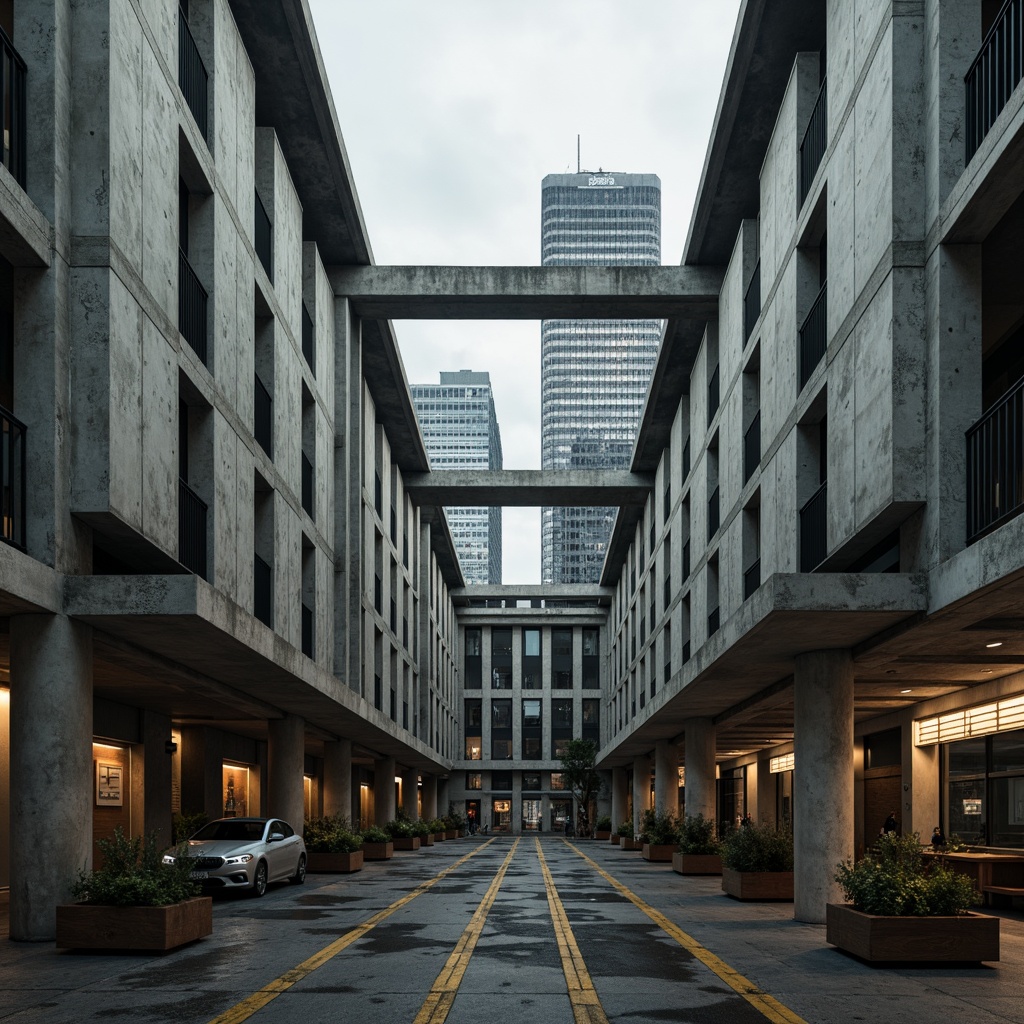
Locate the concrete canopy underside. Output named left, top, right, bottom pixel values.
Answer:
left=404, top=470, right=653, bottom=508
left=59, top=576, right=448, bottom=772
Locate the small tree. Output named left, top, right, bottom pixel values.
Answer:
left=559, top=738, right=602, bottom=837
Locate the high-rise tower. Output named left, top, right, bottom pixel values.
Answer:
left=540, top=171, right=662, bottom=584
left=411, top=370, right=503, bottom=584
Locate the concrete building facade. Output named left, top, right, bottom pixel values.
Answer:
left=411, top=370, right=503, bottom=585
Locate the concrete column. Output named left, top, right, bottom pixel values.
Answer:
left=907, top=734, right=939, bottom=841
left=611, top=767, right=628, bottom=829
left=654, top=740, right=678, bottom=816
left=421, top=774, right=438, bottom=821
left=10, top=615, right=93, bottom=941
left=399, top=767, right=419, bottom=820
left=756, top=755, right=776, bottom=827
left=267, top=714, right=305, bottom=830
left=632, top=754, right=651, bottom=833
left=323, top=738, right=352, bottom=821
left=142, top=710, right=173, bottom=844
left=374, top=756, right=397, bottom=825
left=794, top=650, right=854, bottom=924
left=437, top=775, right=450, bottom=818
left=682, top=718, right=716, bottom=822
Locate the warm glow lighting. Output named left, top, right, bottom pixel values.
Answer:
left=92, top=742, right=124, bottom=753
left=900, top=689, right=912, bottom=694
left=916, top=694, right=1024, bottom=745
left=0, top=687, right=9, bottom=705
left=986, top=641, right=1003, bottom=648
left=769, top=753, right=795, bottom=774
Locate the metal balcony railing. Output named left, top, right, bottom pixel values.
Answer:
left=1, top=404, right=26, bottom=550
left=0, top=27, right=26, bottom=187
left=254, top=552, right=272, bottom=627
left=708, top=485, right=720, bottom=540
left=744, top=558, right=761, bottom=600
left=799, top=481, right=828, bottom=572
left=966, top=0, right=1024, bottom=162
left=967, top=375, right=1024, bottom=543
left=302, top=304, right=315, bottom=375
left=178, top=249, right=208, bottom=365
left=254, top=373, right=272, bottom=457
left=178, top=7, right=208, bottom=140
left=301, top=601, right=314, bottom=659
left=799, top=281, right=828, bottom=390
left=799, top=76, right=827, bottom=206
left=744, top=260, right=761, bottom=345
left=744, top=411, right=761, bottom=484
left=301, top=451, right=314, bottom=518
left=254, top=190, right=273, bottom=282
left=178, top=478, right=207, bottom=578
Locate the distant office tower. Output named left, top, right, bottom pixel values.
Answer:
left=411, top=370, right=503, bottom=584
left=541, top=171, right=662, bottom=584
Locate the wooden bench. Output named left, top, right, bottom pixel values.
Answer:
left=982, top=885, right=1024, bottom=904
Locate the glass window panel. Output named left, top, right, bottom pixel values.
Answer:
left=947, top=777, right=985, bottom=842
left=992, top=729, right=1024, bottom=773
left=466, top=772, right=482, bottom=790
left=523, top=773, right=541, bottom=791
left=524, top=629, right=540, bottom=657
left=948, top=737, right=986, bottom=779
left=491, top=738, right=512, bottom=760
left=523, top=737, right=542, bottom=758
left=492, top=700, right=512, bottom=729
left=990, top=775, right=1024, bottom=848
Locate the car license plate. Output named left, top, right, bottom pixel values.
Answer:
left=190, top=870, right=208, bottom=880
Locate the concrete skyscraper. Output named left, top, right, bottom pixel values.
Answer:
left=540, top=171, right=662, bottom=583
left=412, top=370, right=503, bottom=584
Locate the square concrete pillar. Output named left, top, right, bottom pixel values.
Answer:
left=421, top=774, right=438, bottom=821
left=611, top=767, right=628, bottom=830
left=268, top=714, right=305, bottom=830
left=374, top=756, right=397, bottom=825
left=682, top=718, right=716, bottom=823
left=654, top=740, right=679, bottom=816
left=399, top=767, right=418, bottom=820
left=323, top=738, right=352, bottom=821
left=632, top=754, right=651, bottom=834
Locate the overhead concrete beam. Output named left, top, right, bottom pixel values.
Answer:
left=329, top=265, right=724, bottom=320
left=404, top=470, right=653, bottom=507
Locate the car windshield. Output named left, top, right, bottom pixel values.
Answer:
left=191, top=821, right=265, bottom=842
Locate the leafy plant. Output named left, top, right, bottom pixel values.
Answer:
left=303, top=816, right=363, bottom=854
left=428, top=818, right=447, bottom=834
left=639, top=809, right=678, bottom=845
left=410, top=820, right=432, bottom=839
left=677, top=814, right=721, bottom=855
left=834, top=832, right=979, bottom=916
left=617, top=820, right=634, bottom=839
left=171, top=810, right=208, bottom=845
left=385, top=818, right=414, bottom=839
left=72, top=828, right=199, bottom=907
left=445, top=804, right=466, bottom=830
left=596, top=815, right=613, bottom=832
left=558, top=739, right=603, bottom=836
left=360, top=826, right=391, bottom=844
left=947, top=833, right=970, bottom=853
left=721, top=822, right=793, bottom=872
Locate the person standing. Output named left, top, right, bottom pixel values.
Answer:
left=883, top=810, right=898, bottom=835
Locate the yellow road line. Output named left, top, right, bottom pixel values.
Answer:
left=205, top=838, right=497, bottom=1024
left=565, top=840, right=809, bottom=1024
left=536, top=838, right=611, bottom=1024
left=413, top=838, right=520, bottom=1024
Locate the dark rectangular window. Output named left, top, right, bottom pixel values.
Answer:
left=491, top=628, right=512, bottom=688
left=465, top=627, right=482, bottom=688
left=522, top=628, right=541, bottom=688
left=582, top=628, right=600, bottom=688
left=552, top=628, right=573, bottom=688
left=464, top=698, right=482, bottom=760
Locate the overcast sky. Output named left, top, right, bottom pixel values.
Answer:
left=306, top=0, right=742, bottom=584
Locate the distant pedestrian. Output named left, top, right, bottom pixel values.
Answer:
left=741, top=813, right=753, bottom=828
left=467, top=808, right=476, bottom=834
left=931, top=826, right=946, bottom=849
left=883, top=810, right=898, bottom=835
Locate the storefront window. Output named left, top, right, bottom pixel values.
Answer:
left=466, top=772, right=482, bottom=790
left=492, top=798, right=512, bottom=832
left=223, top=763, right=249, bottom=818
left=550, top=798, right=572, bottom=832
left=522, top=798, right=542, bottom=831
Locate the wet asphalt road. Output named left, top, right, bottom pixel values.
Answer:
left=3, top=837, right=1024, bottom=1024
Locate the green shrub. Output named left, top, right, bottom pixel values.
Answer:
left=834, top=832, right=978, bottom=916
left=428, top=818, right=447, bottom=833
left=385, top=818, right=414, bottom=839
left=596, top=815, right=612, bottom=832
left=360, top=826, right=391, bottom=844
left=303, top=816, right=362, bottom=854
left=72, top=828, right=199, bottom=907
left=677, top=814, right=721, bottom=855
left=721, top=822, right=793, bottom=872
left=410, top=820, right=432, bottom=838
left=639, top=809, right=678, bottom=845
left=171, top=810, right=208, bottom=845
left=445, top=804, right=466, bottom=830
left=617, top=820, right=634, bottom=838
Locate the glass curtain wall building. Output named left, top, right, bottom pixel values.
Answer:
left=540, top=172, right=662, bottom=583
left=411, top=370, right=503, bottom=584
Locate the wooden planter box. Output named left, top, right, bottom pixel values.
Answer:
left=672, top=852, right=722, bottom=875
left=433, top=832, right=446, bottom=842
left=422, top=834, right=435, bottom=847
left=642, top=843, right=676, bottom=862
left=445, top=830, right=458, bottom=840
left=721, top=868, right=793, bottom=900
left=362, top=841, right=394, bottom=861
left=56, top=897, right=213, bottom=951
left=826, top=903, right=1000, bottom=963
left=392, top=836, right=421, bottom=851
left=306, top=850, right=364, bottom=873
left=594, top=830, right=611, bottom=841
left=620, top=837, right=642, bottom=851
left=610, top=834, right=621, bottom=845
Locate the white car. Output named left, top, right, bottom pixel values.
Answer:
left=165, top=817, right=307, bottom=897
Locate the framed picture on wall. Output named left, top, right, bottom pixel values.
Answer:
left=96, top=761, right=123, bottom=807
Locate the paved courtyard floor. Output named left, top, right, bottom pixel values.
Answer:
left=1, top=836, right=1023, bottom=1024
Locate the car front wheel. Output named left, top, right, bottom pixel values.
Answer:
left=251, top=861, right=268, bottom=898
left=291, top=854, right=306, bottom=885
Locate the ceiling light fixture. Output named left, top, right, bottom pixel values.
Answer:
left=900, top=689, right=912, bottom=694
left=982, top=669, right=993, bottom=674
left=986, top=641, right=1003, bottom=648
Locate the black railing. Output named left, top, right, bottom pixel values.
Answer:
left=301, top=451, right=314, bottom=517
left=178, top=249, right=208, bottom=364
left=799, top=481, right=828, bottom=572
left=254, top=552, right=272, bottom=627
left=966, top=375, right=1024, bottom=543
left=744, top=259, right=761, bottom=345
left=799, top=76, right=827, bottom=206
left=178, top=478, right=207, bottom=578
left=254, top=190, right=273, bottom=281
left=708, top=485, right=720, bottom=539
left=966, top=0, right=1024, bottom=162
left=708, top=607, right=720, bottom=637
left=178, top=8, right=208, bottom=140
left=1, top=404, right=26, bottom=550
left=301, top=602, right=314, bottom=659
left=708, top=365, right=720, bottom=422
left=0, top=27, right=26, bottom=187
left=302, top=304, right=315, bottom=375
left=744, top=411, right=761, bottom=484
left=799, top=281, right=828, bottom=389
left=254, top=373, right=272, bottom=457
left=744, top=558, right=761, bottom=600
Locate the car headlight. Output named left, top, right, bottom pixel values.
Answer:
left=224, top=854, right=254, bottom=865
left=162, top=854, right=176, bottom=865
